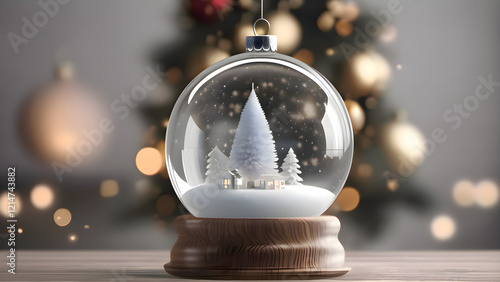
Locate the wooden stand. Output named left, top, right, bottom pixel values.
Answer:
left=164, top=215, right=349, bottom=280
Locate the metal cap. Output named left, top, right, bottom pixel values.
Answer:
left=246, top=35, right=277, bottom=52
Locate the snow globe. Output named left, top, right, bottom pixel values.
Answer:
left=164, top=20, right=353, bottom=279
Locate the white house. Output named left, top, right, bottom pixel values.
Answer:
left=260, top=174, right=286, bottom=190
left=220, top=170, right=285, bottom=190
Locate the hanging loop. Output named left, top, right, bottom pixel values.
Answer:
left=253, top=18, right=270, bottom=36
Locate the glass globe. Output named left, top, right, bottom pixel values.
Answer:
left=165, top=36, right=353, bottom=218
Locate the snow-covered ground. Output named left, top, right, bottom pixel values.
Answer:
left=181, top=184, right=336, bottom=218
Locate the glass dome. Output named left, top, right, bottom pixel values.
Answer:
left=166, top=39, right=353, bottom=218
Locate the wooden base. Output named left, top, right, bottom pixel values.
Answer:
left=164, top=215, right=349, bottom=280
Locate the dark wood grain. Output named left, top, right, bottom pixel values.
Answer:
left=164, top=215, right=348, bottom=279
left=1, top=251, right=499, bottom=281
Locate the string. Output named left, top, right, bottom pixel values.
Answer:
left=261, top=0, right=264, bottom=19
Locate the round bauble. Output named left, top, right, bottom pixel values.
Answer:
left=268, top=11, right=302, bottom=54
left=340, top=51, right=391, bottom=98
left=20, top=64, right=105, bottom=163
left=380, top=119, right=425, bottom=176
left=344, top=99, right=365, bottom=134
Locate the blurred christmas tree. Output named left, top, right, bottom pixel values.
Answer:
left=134, top=0, right=429, bottom=240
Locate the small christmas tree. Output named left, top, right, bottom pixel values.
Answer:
left=205, top=146, right=229, bottom=183
left=281, top=148, right=303, bottom=185
left=228, top=84, right=278, bottom=179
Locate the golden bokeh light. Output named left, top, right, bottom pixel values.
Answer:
left=53, top=208, right=72, bottom=227
left=100, top=179, right=119, bottom=198
left=387, top=179, right=399, bottom=192
left=18, top=228, right=23, bottom=234
left=69, top=234, right=77, bottom=242
left=431, top=215, right=456, bottom=241
left=84, top=225, right=90, bottom=229
left=317, top=11, right=335, bottom=32
left=325, top=48, right=335, bottom=56
left=31, top=184, right=54, bottom=210
left=452, top=180, right=475, bottom=207
left=334, top=187, right=360, bottom=212
left=335, top=19, right=353, bottom=37
left=268, top=11, right=302, bottom=54
left=0, top=192, right=22, bottom=218
left=475, top=180, right=499, bottom=208
left=156, top=195, right=177, bottom=217
left=293, top=49, right=314, bottom=65
left=136, top=147, right=163, bottom=176
left=357, top=163, right=373, bottom=178
left=344, top=100, right=365, bottom=133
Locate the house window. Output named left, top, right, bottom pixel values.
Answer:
left=268, top=181, right=273, bottom=186
left=223, top=179, right=230, bottom=189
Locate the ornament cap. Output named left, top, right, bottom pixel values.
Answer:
left=246, top=35, right=277, bottom=52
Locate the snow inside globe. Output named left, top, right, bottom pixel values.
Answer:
left=165, top=35, right=353, bottom=218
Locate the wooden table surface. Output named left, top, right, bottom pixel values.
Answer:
left=2, top=250, right=499, bottom=281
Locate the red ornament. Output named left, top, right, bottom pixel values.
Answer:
left=190, top=0, right=232, bottom=24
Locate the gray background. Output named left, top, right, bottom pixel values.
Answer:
left=0, top=0, right=498, bottom=250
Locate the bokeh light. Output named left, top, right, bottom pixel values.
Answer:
left=84, top=225, right=90, bottom=229
left=357, top=163, right=373, bottom=179
left=475, top=180, right=499, bottom=208
left=317, top=11, right=335, bottom=32
left=135, top=147, right=163, bottom=176
left=431, top=215, right=456, bottom=241
left=54, top=208, right=72, bottom=227
left=335, top=19, right=353, bottom=37
left=268, top=11, right=302, bottom=54
left=452, top=180, right=475, bottom=207
left=100, top=179, right=119, bottom=198
left=387, top=179, right=399, bottom=192
left=293, top=49, right=314, bottom=65
left=334, top=187, right=360, bottom=212
left=18, top=228, right=23, bottom=234
left=31, top=184, right=54, bottom=209
left=69, top=234, right=78, bottom=242
left=0, top=192, right=22, bottom=217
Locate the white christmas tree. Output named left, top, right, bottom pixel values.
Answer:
left=229, top=83, right=278, bottom=180
left=205, top=146, right=229, bottom=183
left=280, top=148, right=303, bottom=185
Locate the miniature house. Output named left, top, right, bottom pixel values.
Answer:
left=228, top=170, right=243, bottom=189
left=218, top=171, right=233, bottom=189
left=260, top=174, right=286, bottom=190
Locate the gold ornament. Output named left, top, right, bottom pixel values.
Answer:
left=20, top=62, right=105, bottom=163
left=344, top=99, right=365, bottom=134
left=340, top=51, right=391, bottom=98
left=186, top=46, right=230, bottom=79
left=268, top=11, right=302, bottom=54
left=381, top=119, right=425, bottom=176
left=233, top=23, right=257, bottom=52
